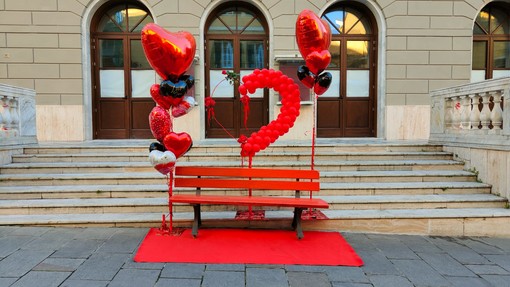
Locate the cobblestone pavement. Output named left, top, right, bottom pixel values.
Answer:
left=0, top=227, right=509, bottom=287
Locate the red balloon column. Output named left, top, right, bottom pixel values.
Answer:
left=238, top=69, right=301, bottom=161
left=142, top=23, right=197, bottom=234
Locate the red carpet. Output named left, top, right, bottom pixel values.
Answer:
left=134, top=228, right=363, bottom=266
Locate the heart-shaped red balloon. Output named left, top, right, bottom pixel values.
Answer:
left=150, top=84, right=183, bottom=110
left=149, top=150, right=176, bottom=175
left=295, top=10, right=331, bottom=60
left=305, top=50, right=331, bottom=75
left=149, top=106, right=173, bottom=142
left=142, top=23, right=196, bottom=82
left=163, top=132, right=192, bottom=159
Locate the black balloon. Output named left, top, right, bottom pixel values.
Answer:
left=297, top=65, right=315, bottom=89
left=149, top=142, right=167, bottom=152
left=160, top=79, right=188, bottom=98
left=314, top=72, right=332, bottom=95
left=179, top=74, right=195, bottom=89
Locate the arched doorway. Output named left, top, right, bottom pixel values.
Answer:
left=472, top=2, right=510, bottom=81
left=204, top=3, right=269, bottom=138
left=91, top=2, right=155, bottom=139
left=320, top=4, right=378, bottom=137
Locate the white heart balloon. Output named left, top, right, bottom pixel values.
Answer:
left=149, top=150, right=177, bottom=175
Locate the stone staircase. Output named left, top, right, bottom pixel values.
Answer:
left=0, top=141, right=509, bottom=237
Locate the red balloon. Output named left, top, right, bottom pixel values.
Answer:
left=238, top=69, right=301, bottom=158
left=150, top=84, right=183, bottom=110
left=305, top=50, right=331, bottom=75
left=142, top=23, right=196, bottom=82
left=163, top=132, right=192, bottom=159
left=149, top=106, right=173, bottom=142
left=295, top=10, right=331, bottom=60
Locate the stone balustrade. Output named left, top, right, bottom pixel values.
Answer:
left=0, top=84, right=37, bottom=146
left=430, top=77, right=510, bottom=147
left=430, top=78, right=510, bottom=200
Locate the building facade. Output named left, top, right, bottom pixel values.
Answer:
left=0, top=0, right=508, bottom=142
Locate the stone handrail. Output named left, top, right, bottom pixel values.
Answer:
left=0, top=84, right=37, bottom=146
left=430, top=77, right=510, bottom=149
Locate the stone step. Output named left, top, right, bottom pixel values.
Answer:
left=0, top=181, right=492, bottom=200
left=11, top=151, right=454, bottom=163
left=0, top=159, right=466, bottom=175
left=0, top=208, right=508, bottom=237
left=0, top=194, right=505, bottom=215
left=22, top=142, right=444, bottom=155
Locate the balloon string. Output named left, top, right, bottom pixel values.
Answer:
left=166, top=172, right=174, bottom=233
left=310, top=93, right=318, bottom=208
left=248, top=156, right=253, bottom=218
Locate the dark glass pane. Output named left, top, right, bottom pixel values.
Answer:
left=473, top=24, right=485, bottom=35
left=322, top=11, right=344, bottom=34
left=110, top=7, right=127, bottom=32
left=98, top=15, right=122, bottom=32
left=472, top=41, right=487, bottom=69
left=329, top=40, right=341, bottom=68
left=490, top=9, right=506, bottom=34
left=344, top=11, right=361, bottom=34
left=130, top=40, right=150, bottom=69
left=128, top=8, right=153, bottom=32
left=240, top=40, right=264, bottom=69
left=243, top=18, right=265, bottom=34
left=476, top=11, right=489, bottom=34
left=493, top=41, right=510, bottom=68
left=208, top=18, right=231, bottom=34
left=210, top=40, right=233, bottom=69
left=347, top=41, right=369, bottom=69
left=99, top=39, right=124, bottom=68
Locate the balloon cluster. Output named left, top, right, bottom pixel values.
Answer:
left=238, top=69, right=301, bottom=158
left=142, top=23, right=196, bottom=174
left=295, top=10, right=333, bottom=95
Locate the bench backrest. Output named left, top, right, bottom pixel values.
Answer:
left=174, top=166, right=320, bottom=192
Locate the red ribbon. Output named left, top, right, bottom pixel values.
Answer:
left=240, top=95, right=250, bottom=129
left=205, top=96, right=216, bottom=122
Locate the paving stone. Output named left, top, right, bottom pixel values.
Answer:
left=465, top=264, right=510, bottom=275
left=331, top=283, right=373, bottom=287
left=417, top=252, right=477, bottom=277
left=284, top=265, right=325, bottom=272
left=0, top=250, right=54, bottom=277
left=246, top=267, right=288, bottom=287
left=358, top=250, right=401, bottom=275
left=202, top=270, right=245, bottom=287
left=20, top=229, right=79, bottom=251
left=324, top=266, right=370, bottom=283
left=367, top=236, right=419, bottom=260
left=207, top=264, right=246, bottom=271
left=454, top=238, right=505, bottom=254
left=0, top=226, right=20, bottom=237
left=480, top=275, right=510, bottom=287
left=391, top=259, right=451, bottom=287
left=368, top=274, right=413, bottom=287
left=399, top=235, right=443, bottom=253
left=249, top=264, right=285, bottom=269
left=10, top=271, right=71, bottom=287
left=479, top=237, right=510, bottom=253
left=484, top=254, right=510, bottom=272
left=108, top=268, right=160, bottom=287
left=428, top=237, right=491, bottom=265
left=445, top=276, right=492, bottom=287
left=77, top=228, right=118, bottom=240
left=96, top=229, right=145, bottom=253
left=342, top=233, right=376, bottom=251
left=70, top=252, right=130, bottom=281
left=9, top=227, right=49, bottom=237
left=0, top=236, right=35, bottom=258
left=0, top=277, right=18, bottom=287
left=51, top=239, right=103, bottom=259
left=288, top=271, right=330, bottom=287
left=59, top=279, right=109, bottom=287
left=122, top=260, right=165, bottom=270
left=33, top=258, right=85, bottom=272
left=154, top=278, right=202, bottom=287
left=160, top=263, right=205, bottom=279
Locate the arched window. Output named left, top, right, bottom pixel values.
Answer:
left=320, top=4, right=377, bottom=137
left=205, top=4, right=269, bottom=138
left=472, top=2, right=510, bottom=81
left=91, top=2, right=155, bottom=139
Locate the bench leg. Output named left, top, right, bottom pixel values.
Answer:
left=192, top=204, right=201, bottom=238
left=292, top=208, right=304, bottom=239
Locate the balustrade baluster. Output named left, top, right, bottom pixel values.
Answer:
left=451, top=96, right=461, bottom=130
left=469, top=93, right=481, bottom=131
left=445, top=97, right=453, bottom=130
left=490, top=91, right=503, bottom=133
left=480, top=92, right=491, bottom=131
left=460, top=95, right=471, bottom=130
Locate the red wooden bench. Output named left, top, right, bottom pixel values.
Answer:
left=172, top=166, right=329, bottom=239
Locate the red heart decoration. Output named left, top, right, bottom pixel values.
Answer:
left=142, top=23, right=196, bottom=82
left=149, top=106, right=173, bottom=142
left=163, top=132, right=192, bottom=159
left=150, top=84, right=183, bottom=110
left=305, top=50, right=331, bottom=75
left=149, top=150, right=176, bottom=175
left=295, top=10, right=331, bottom=60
